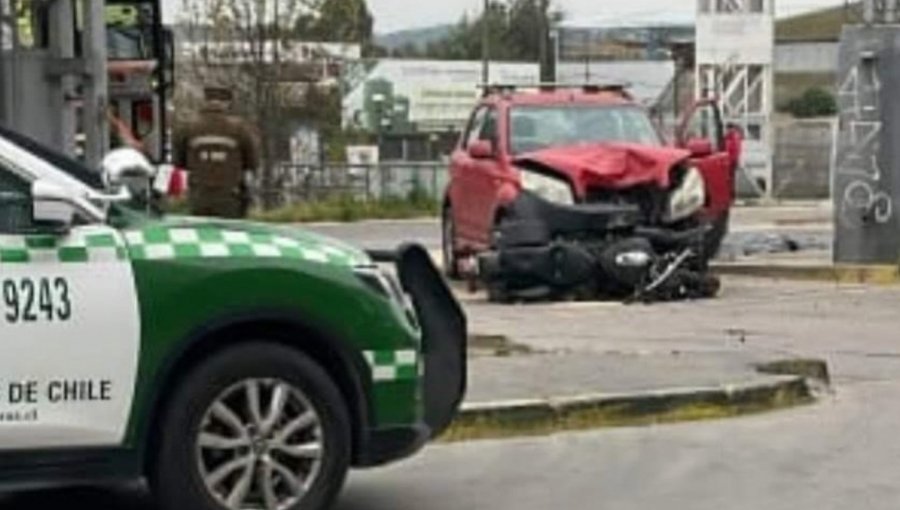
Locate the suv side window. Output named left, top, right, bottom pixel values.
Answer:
left=463, top=106, right=489, bottom=149
left=683, top=104, right=725, bottom=152
left=0, top=167, right=32, bottom=234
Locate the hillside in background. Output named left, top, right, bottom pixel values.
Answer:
left=776, top=2, right=861, bottom=41
left=375, top=24, right=455, bottom=51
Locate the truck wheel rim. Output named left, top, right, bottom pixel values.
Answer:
left=196, top=378, right=324, bottom=510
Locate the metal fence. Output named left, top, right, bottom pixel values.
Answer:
left=257, top=161, right=450, bottom=206
left=255, top=123, right=837, bottom=207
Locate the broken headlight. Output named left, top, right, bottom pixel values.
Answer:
left=665, top=167, right=706, bottom=223
left=518, top=168, right=575, bottom=206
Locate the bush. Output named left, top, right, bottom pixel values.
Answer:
left=785, top=88, right=837, bottom=118
left=250, top=194, right=440, bottom=223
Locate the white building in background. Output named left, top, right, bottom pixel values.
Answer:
left=696, top=0, right=775, bottom=197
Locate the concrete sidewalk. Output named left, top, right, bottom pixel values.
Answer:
left=719, top=202, right=833, bottom=260
left=729, top=201, right=832, bottom=229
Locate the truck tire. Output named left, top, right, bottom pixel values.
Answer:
left=485, top=216, right=514, bottom=304
left=151, top=342, right=351, bottom=510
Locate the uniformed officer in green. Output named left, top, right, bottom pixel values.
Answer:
left=174, top=87, right=259, bottom=218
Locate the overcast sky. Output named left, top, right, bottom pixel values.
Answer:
left=163, top=0, right=846, bottom=33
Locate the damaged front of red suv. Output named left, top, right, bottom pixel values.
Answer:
left=445, top=86, right=733, bottom=302
left=478, top=141, right=721, bottom=302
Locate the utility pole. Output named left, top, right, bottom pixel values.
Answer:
left=49, top=0, right=77, bottom=155
left=82, top=0, right=110, bottom=167
left=0, top=0, right=20, bottom=129
left=583, top=31, right=591, bottom=83
left=538, top=0, right=549, bottom=82
left=481, top=0, right=490, bottom=85
left=0, top=0, right=8, bottom=124
left=549, top=29, right=560, bottom=83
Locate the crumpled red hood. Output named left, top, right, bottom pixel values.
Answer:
left=515, top=143, right=691, bottom=191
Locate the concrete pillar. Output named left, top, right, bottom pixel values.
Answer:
left=81, top=0, right=109, bottom=167
left=48, top=0, right=78, bottom=155
left=0, top=0, right=19, bottom=129
left=1, top=0, right=109, bottom=166
left=834, top=26, right=900, bottom=263
left=0, top=0, right=8, bottom=124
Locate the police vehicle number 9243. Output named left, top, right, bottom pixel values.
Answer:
left=0, top=126, right=467, bottom=510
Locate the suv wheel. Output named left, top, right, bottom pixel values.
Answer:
left=486, top=217, right=513, bottom=304
left=442, top=206, right=461, bottom=280
left=152, top=343, right=351, bottom=510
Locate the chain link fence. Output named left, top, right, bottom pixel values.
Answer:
left=252, top=119, right=836, bottom=209
left=256, top=161, right=450, bottom=208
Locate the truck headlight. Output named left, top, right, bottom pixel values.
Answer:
left=519, top=169, right=575, bottom=206
left=665, top=167, right=706, bottom=223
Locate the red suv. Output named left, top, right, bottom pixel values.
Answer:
left=443, top=84, right=736, bottom=302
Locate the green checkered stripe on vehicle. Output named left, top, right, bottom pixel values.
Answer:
left=364, top=350, right=419, bottom=382
left=0, top=228, right=126, bottom=264
left=124, top=226, right=362, bottom=265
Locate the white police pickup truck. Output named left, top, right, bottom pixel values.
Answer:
left=0, top=126, right=466, bottom=510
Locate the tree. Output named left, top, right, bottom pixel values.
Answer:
left=412, top=0, right=561, bottom=64
left=310, top=0, right=374, bottom=52
left=393, top=41, right=423, bottom=58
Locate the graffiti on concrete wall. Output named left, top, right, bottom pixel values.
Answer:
left=836, top=61, right=892, bottom=228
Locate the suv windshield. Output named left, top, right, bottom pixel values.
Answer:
left=510, top=105, right=662, bottom=155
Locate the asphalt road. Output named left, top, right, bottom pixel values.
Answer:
left=338, top=380, right=900, bottom=510
left=3, top=379, right=897, bottom=510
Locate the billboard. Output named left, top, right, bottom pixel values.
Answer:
left=342, top=59, right=539, bottom=133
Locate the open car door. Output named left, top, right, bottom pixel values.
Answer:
left=676, top=99, right=734, bottom=219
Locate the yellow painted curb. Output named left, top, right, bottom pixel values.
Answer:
left=441, top=377, right=815, bottom=443
left=712, top=263, right=900, bottom=285
left=438, top=358, right=829, bottom=442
